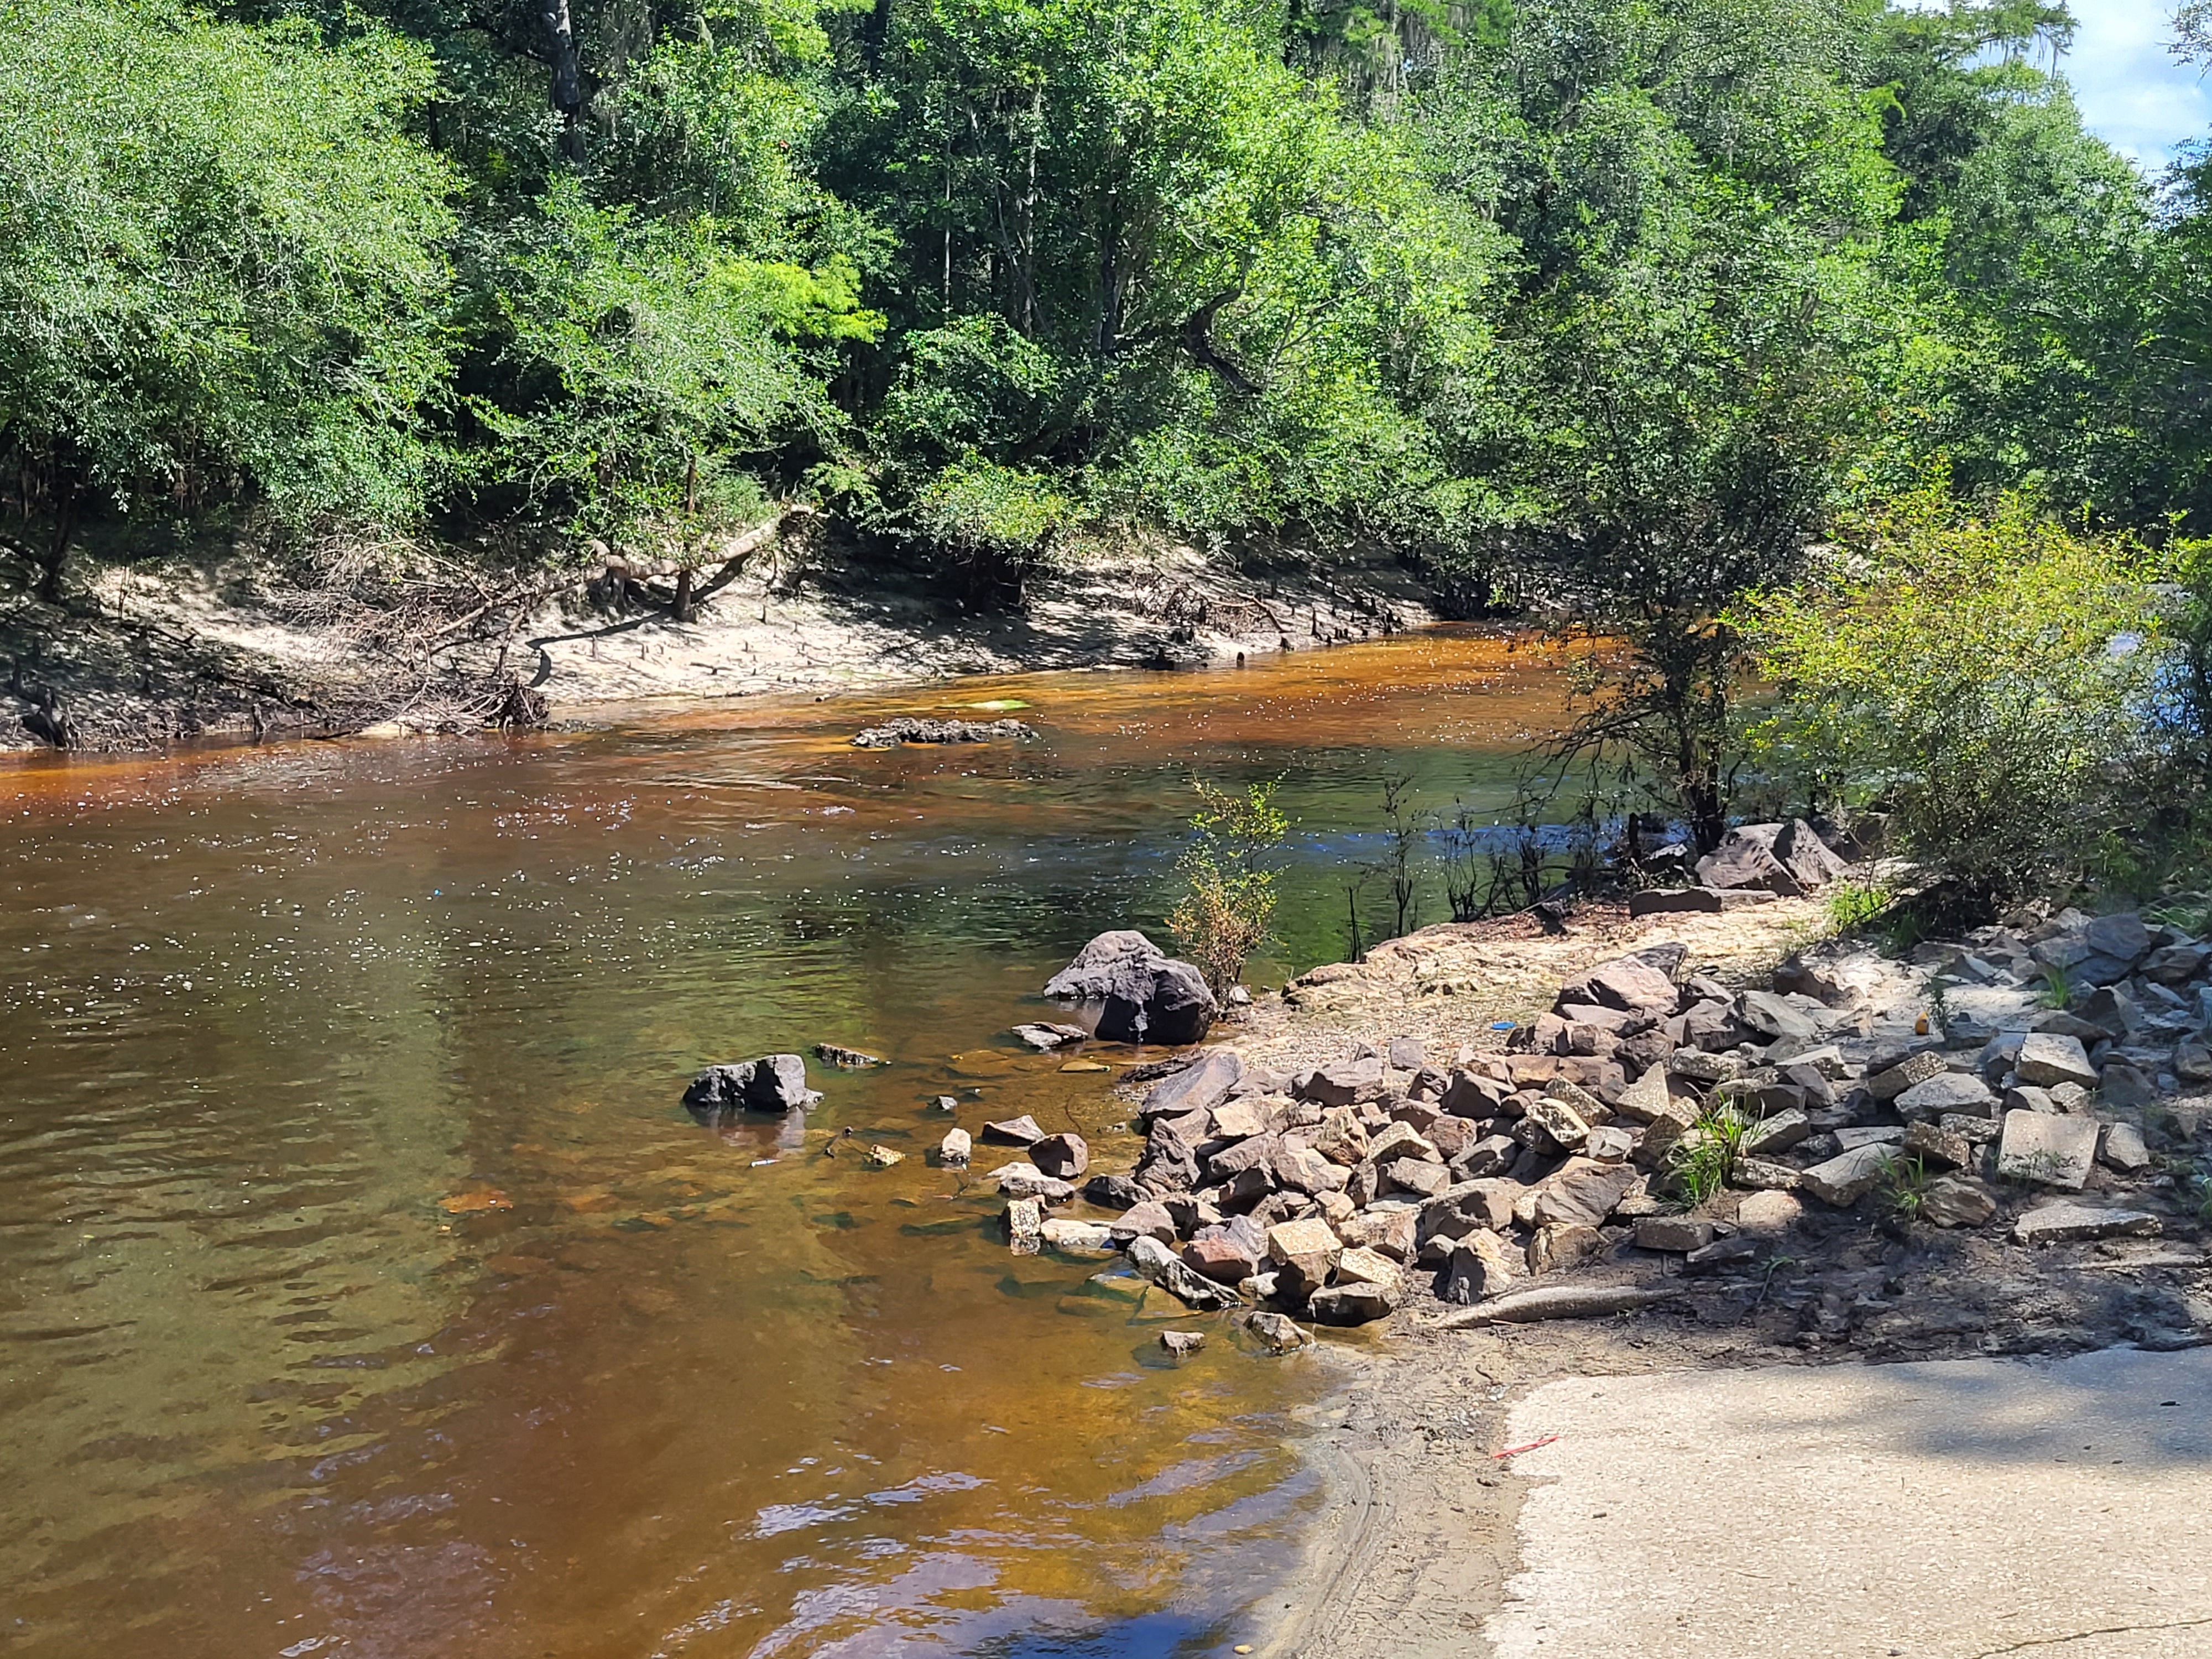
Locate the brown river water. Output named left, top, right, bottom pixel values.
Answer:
left=0, top=628, right=1572, bottom=1659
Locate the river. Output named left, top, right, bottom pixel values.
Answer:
left=0, top=628, right=1571, bottom=1659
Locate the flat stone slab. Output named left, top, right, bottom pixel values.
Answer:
left=1997, top=1108, right=2100, bottom=1190
left=2013, top=1203, right=2162, bottom=1246
left=1484, top=1348, right=2212, bottom=1659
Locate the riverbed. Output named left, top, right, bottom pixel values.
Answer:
left=0, top=628, right=1572, bottom=1658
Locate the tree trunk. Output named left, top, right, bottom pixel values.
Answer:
left=673, top=566, right=695, bottom=623
left=541, top=0, right=584, bottom=160
left=35, top=500, right=73, bottom=603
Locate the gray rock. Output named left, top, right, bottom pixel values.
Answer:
left=1920, top=1176, right=1997, bottom=1229
left=1421, top=1179, right=1517, bottom=1241
left=683, top=1054, right=822, bottom=1116
left=1895, top=1072, right=1996, bottom=1121
left=1736, top=989, right=1822, bottom=1042
left=938, top=1127, right=972, bottom=1166
left=1159, top=1329, right=1207, bottom=1357
left=1868, top=1049, right=1949, bottom=1103
left=1437, top=1228, right=1522, bottom=1303
left=1366, top=1121, right=1441, bottom=1164
left=1697, top=826, right=1801, bottom=895
left=1801, top=1144, right=1896, bottom=1207
left=2100, top=1120, right=2152, bottom=1173
left=1387, top=1035, right=1426, bottom=1071
left=1743, top=1108, right=1812, bottom=1156
left=2016, top=1032, right=2099, bottom=1089
left=1559, top=954, right=1681, bottom=1016
left=1140, top=1048, right=1245, bottom=1119
left=1044, top=929, right=1168, bottom=999
left=1005, top=1197, right=1044, bottom=1254
left=1735, top=1191, right=1803, bottom=1235
left=1670, top=1049, right=1746, bottom=1084
left=993, top=1162, right=1077, bottom=1202
left=1041, top=1218, right=1117, bottom=1252
left=1683, top=1233, right=1764, bottom=1273
left=816, top=1042, right=886, bottom=1068
left=2099, top=1062, right=2159, bottom=1109
left=1293, top=1053, right=1388, bottom=1107
left=1381, top=1157, right=1451, bottom=1199
left=1096, top=957, right=1218, bottom=1046
left=2078, top=984, right=2141, bottom=1037
left=1773, top=818, right=1851, bottom=889
left=1528, top=1222, right=1608, bottom=1275
left=1110, top=1200, right=1179, bottom=1245
left=2002, top=1084, right=2058, bottom=1115
left=1636, top=1215, right=1718, bottom=1251
left=2012, top=1203, right=2161, bottom=1246
left=1083, top=1172, right=1144, bottom=1209
left=1030, top=1132, right=1089, bottom=1180
left=1730, top=1157, right=1803, bottom=1191
left=1996, top=1109, right=2100, bottom=1189
left=1901, top=1120, right=1972, bottom=1170
left=2082, top=912, right=2152, bottom=964
left=1126, top=1236, right=1239, bottom=1309
left=1522, top=1094, right=1591, bottom=1152
left=1833, top=1125, right=1907, bottom=1150
left=1532, top=1165, right=1640, bottom=1228
left=1307, top=1282, right=1400, bottom=1325
left=1246, top=1310, right=1312, bottom=1352
left=1585, top=1124, right=1636, bottom=1162
left=1939, top=1112, right=2002, bottom=1145
left=982, top=1114, right=1045, bottom=1146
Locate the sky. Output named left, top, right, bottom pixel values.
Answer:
left=2065, top=0, right=2208, bottom=166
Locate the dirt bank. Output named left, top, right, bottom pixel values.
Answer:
left=0, top=532, right=1443, bottom=750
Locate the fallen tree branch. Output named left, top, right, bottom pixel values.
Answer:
left=1443, top=1284, right=1688, bottom=1327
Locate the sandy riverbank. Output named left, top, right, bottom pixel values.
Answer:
left=0, top=534, right=1444, bottom=749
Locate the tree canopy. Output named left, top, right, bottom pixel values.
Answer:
left=3, top=0, right=2208, bottom=613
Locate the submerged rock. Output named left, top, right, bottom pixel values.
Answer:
left=1011, top=1022, right=1089, bottom=1051
left=815, top=1042, right=885, bottom=1069
left=683, top=1054, right=822, bottom=1117
left=1245, top=1310, right=1312, bottom=1352
left=852, top=717, right=1036, bottom=749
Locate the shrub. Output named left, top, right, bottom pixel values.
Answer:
left=1166, top=780, right=1288, bottom=998
left=1735, top=486, right=2168, bottom=915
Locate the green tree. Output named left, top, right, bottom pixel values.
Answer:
left=1735, top=484, right=2168, bottom=911
left=1167, top=779, right=1288, bottom=996
left=0, top=0, right=455, bottom=595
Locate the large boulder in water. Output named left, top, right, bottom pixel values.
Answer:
left=1044, top=929, right=1218, bottom=1046
left=683, top=1054, right=822, bottom=1118
left=1044, top=930, right=1168, bottom=1000
left=1097, top=957, right=1217, bottom=1046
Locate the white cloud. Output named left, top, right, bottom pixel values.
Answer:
left=2062, top=0, right=2209, bottom=167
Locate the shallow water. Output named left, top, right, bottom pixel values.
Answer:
left=0, top=628, right=1569, bottom=1658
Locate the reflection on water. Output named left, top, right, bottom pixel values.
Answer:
left=0, top=629, right=1566, bottom=1658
